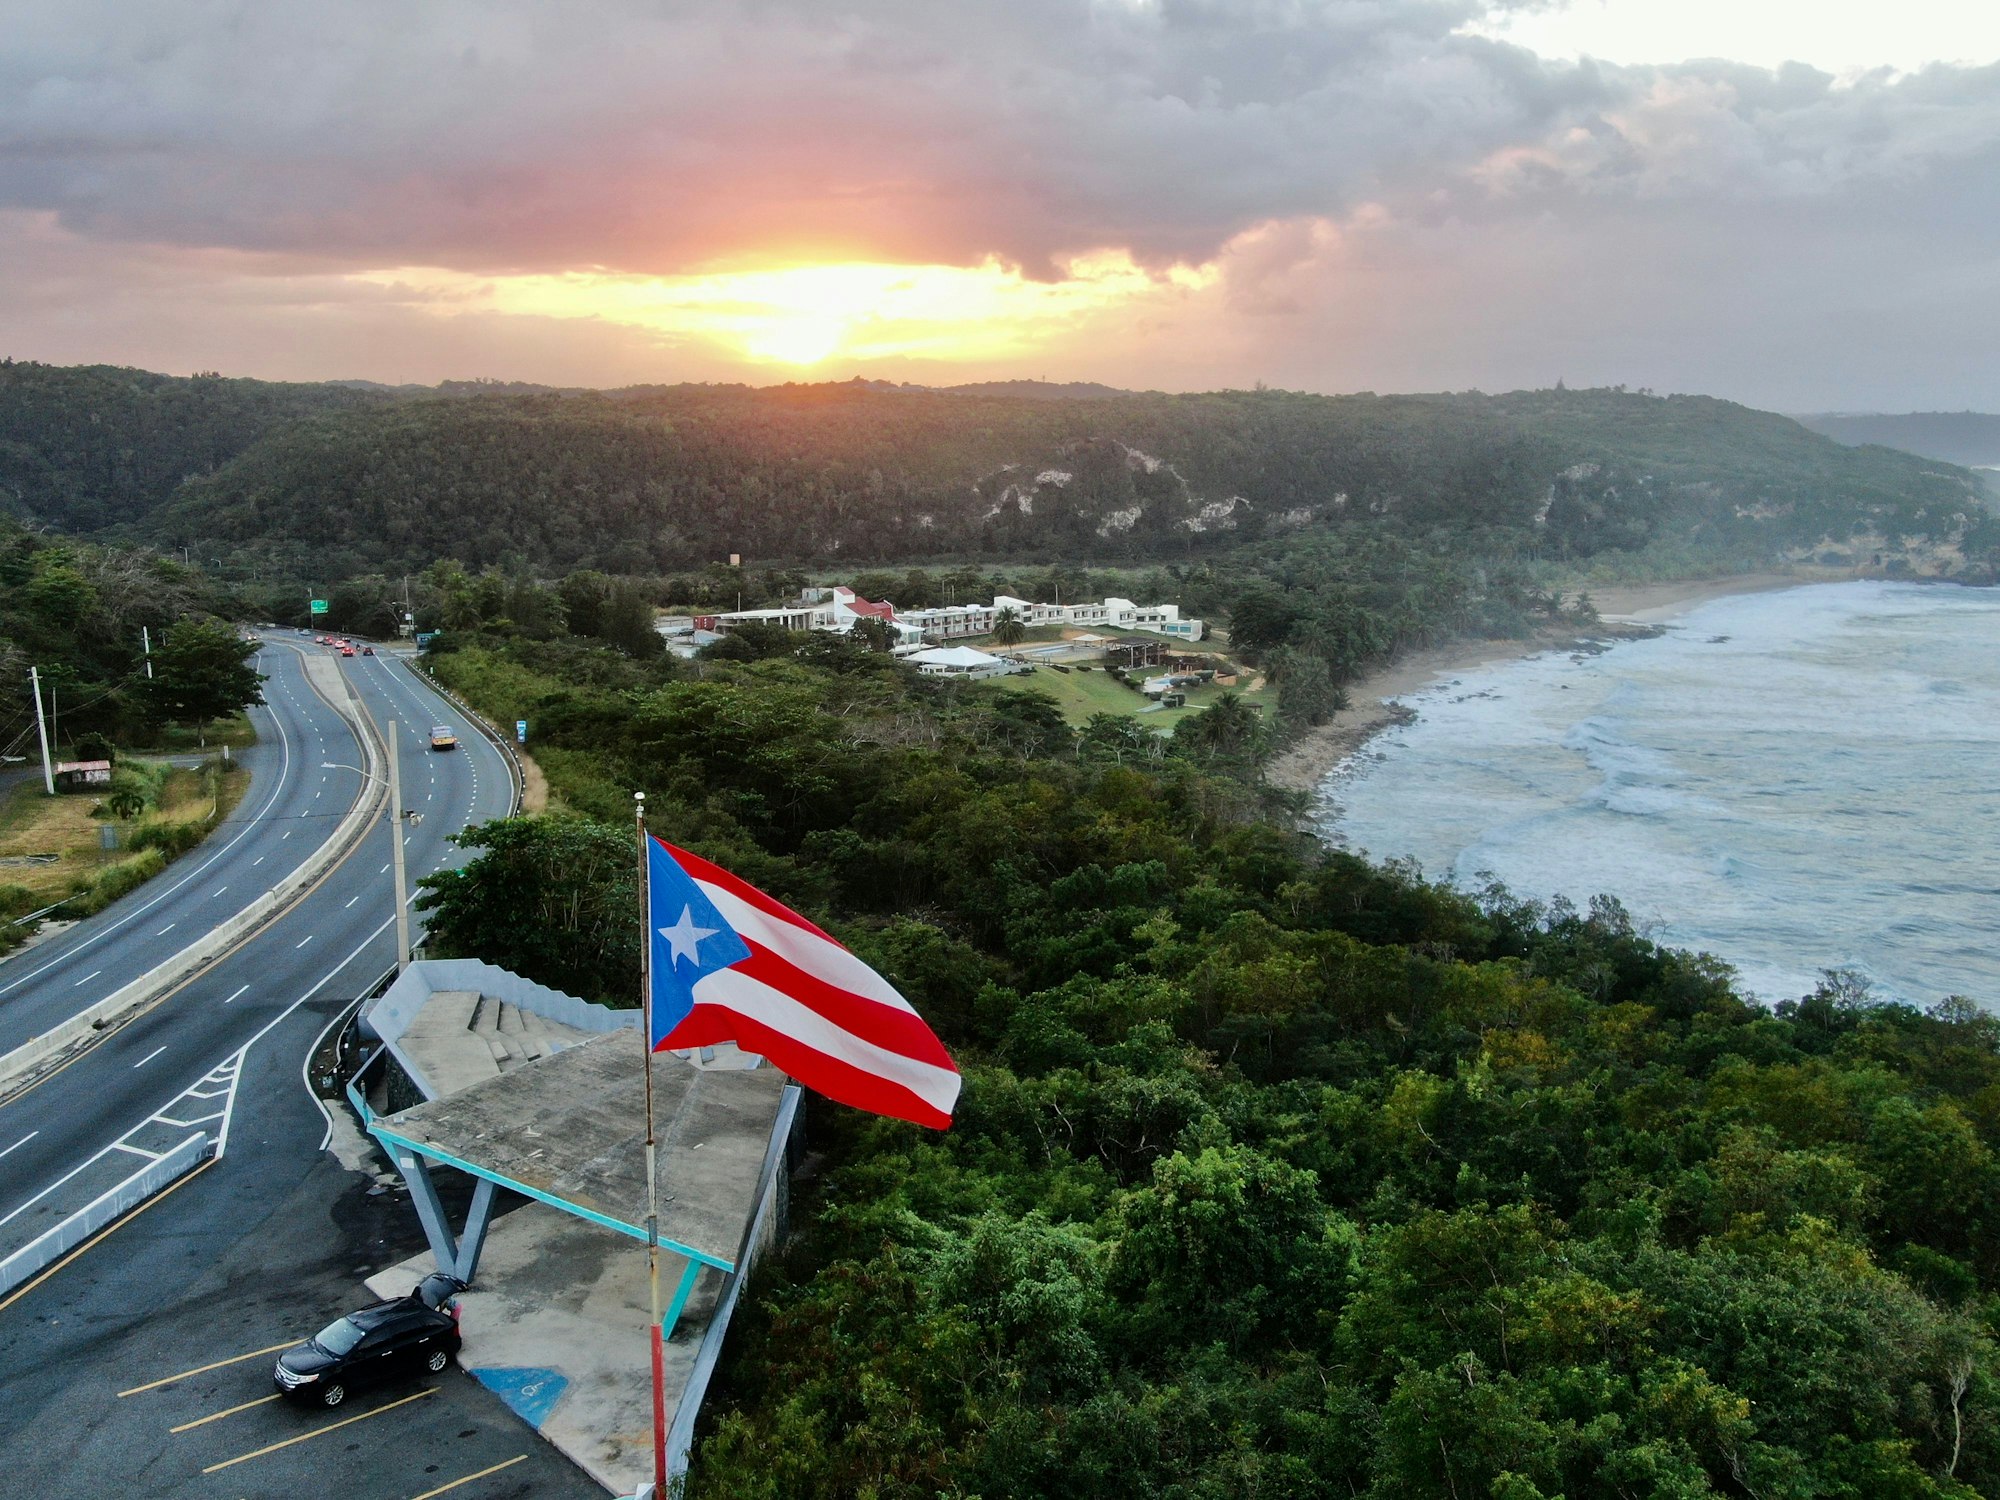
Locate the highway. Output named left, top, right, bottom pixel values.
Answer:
left=0, top=640, right=598, bottom=1497
left=0, top=638, right=369, bottom=1056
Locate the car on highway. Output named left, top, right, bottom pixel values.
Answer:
left=273, top=1274, right=465, bottom=1408
left=430, top=725, right=458, bottom=751
left=361, top=645, right=376, bottom=655
left=340, top=646, right=356, bottom=657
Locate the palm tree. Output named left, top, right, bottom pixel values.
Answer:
left=991, top=606, right=1027, bottom=647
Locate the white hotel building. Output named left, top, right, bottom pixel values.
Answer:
left=672, top=587, right=1203, bottom=647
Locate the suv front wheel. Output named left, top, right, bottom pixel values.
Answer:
left=320, top=1382, right=346, bottom=1408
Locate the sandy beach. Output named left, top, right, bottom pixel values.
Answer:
left=1264, top=571, right=1815, bottom=795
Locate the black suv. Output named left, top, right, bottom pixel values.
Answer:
left=274, top=1273, right=466, bottom=1407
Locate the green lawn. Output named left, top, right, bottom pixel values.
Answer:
left=1008, top=663, right=1267, bottom=730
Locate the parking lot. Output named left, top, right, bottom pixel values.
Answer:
left=0, top=1122, right=604, bottom=1500
left=50, top=1326, right=593, bottom=1498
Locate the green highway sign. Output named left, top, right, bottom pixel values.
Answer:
left=309, top=599, right=329, bottom=614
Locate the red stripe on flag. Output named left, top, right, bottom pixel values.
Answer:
left=660, top=838, right=843, bottom=947
left=728, top=947, right=957, bottom=1072
left=661, top=1007, right=953, bottom=1130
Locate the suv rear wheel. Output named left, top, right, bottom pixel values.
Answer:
left=426, top=1348, right=449, bottom=1372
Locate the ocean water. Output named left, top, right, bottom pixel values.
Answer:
left=1318, top=582, right=2000, bottom=1006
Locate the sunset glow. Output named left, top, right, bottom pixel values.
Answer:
left=356, top=254, right=1219, bottom=369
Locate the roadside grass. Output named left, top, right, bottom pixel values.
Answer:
left=139, top=713, right=257, bottom=752
left=0, top=757, right=253, bottom=945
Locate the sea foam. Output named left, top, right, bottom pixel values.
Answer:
left=1320, top=581, right=2000, bottom=1007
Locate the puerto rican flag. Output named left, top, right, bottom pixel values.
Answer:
left=645, top=835, right=960, bottom=1129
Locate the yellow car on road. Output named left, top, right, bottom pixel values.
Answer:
left=429, top=725, right=458, bottom=751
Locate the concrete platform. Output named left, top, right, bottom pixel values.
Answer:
left=374, top=1028, right=788, bottom=1265
left=369, top=1206, right=719, bottom=1496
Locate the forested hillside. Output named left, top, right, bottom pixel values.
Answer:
left=2, top=364, right=1989, bottom=579
left=0, top=361, right=395, bottom=531
left=411, top=625, right=2000, bottom=1499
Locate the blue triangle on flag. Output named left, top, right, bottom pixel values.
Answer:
left=647, top=836, right=751, bottom=1046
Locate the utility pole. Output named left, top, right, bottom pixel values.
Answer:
left=389, top=720, right=411, bottom=972
left=142, top=624, right=154, bottom=678
left=28, top=667, right=53, bottom=795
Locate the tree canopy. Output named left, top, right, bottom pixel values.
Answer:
left=414, top=623, right=2000, bottom=1500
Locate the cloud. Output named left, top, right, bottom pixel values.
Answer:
left=2, top=2, right=1999, bottom=406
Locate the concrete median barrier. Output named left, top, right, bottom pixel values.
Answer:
left=0, top=1131, right=209, bottom=1295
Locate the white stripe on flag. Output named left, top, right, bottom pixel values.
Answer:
left=697, top=878, right=916, bottom=1015
left=692, top=966, right=961, bottom=1116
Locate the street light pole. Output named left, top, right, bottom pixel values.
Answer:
left=389, top=719, right=411, bottom=972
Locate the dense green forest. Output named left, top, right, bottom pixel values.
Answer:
left=0, top=360, right=393, bottom=532
left=2, top=362, right=1991, bottom=581
left=414, top=624, right=2000, bottom=1499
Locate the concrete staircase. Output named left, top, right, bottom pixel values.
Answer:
left=399, top=989, right=593, bottom=1098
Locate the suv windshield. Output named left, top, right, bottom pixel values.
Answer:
left=311, top=1316, right=367, bottom=1356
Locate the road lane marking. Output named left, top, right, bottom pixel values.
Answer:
left=211, top=885, right=228, bottom=898
left=223, top=984, right=248, bottom=1004
left=252, top=856, right=265, bottom=866
left=410, top=1455, right=529, bottom=1499
left=0, top=1130, right=36, bottom=1159
left=118, top=1340, right=298, bottom=1397
left=133, top=1046, right=168, bottom=1069
left=0, top=1157, right=216, bottom=1317
left=156, top=923, right=175, bottom=936
left=344, top=896, right=359, bottom=908
left=171, top=1393, right=283, bottom=1433
left=282, top=829, right=292, bottom=839
left=380, top=863, right=390, bottom=873
left=71, top=969, right=102, bottom=987
left=201, top=1387, right=438, bottom=1472
left=295, top=935, right=313, bottom=948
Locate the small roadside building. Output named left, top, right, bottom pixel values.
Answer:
left=54, top=759, right=112, bottom=792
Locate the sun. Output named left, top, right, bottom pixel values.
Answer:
left=354, top=253, right=1220, bottom=369
left=741, top=314, right=848, bottom=366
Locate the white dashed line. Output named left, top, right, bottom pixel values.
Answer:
left=295, top=935, right=314, bottom=949
left=156, top=923, right=176, bottom=936
left=0, top=1131, right=38, bottom=1160
left=223, top=984, right=249, bottom=1004
left=211, top=886, right=228, bottom=898
left=344, top=896, right=359, bottom=909
left=133, top=1046, right=168, bottom=1069
left=71, top=969, right=102, bottom=988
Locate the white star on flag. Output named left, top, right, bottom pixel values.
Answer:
left=658, top=905, right=718, bottom=968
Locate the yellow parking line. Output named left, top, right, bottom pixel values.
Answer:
left=409, top=1454, right=529, bottom=1499
left=170, top=1393, right=283, bottom=1432
left=0, top=1158, right=215, bottom=1318
left=118, top=1340, right=296, bottom=1398
left=202, top=1386, right=437, bottom=1473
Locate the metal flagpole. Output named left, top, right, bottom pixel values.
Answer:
left=637, top=791, right=668, bottom=1496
